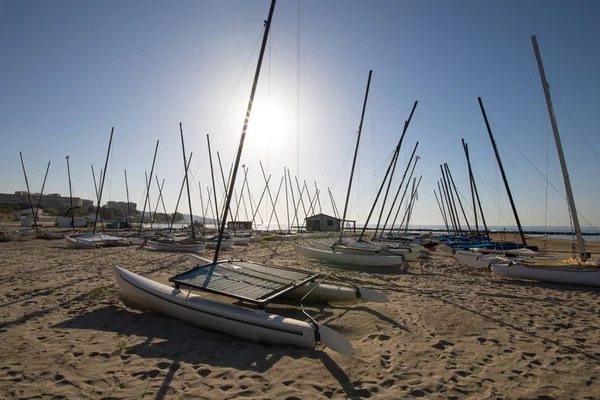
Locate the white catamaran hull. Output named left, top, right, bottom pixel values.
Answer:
left=146, top=241, right=207, bottom=253
left=205, top=241, right=234, bottom=250
left=64, top=235, right=97, bottom=248
left=311, top=240, right=424, bottom=261
left=454, top=250, right=501, bottom=269
left=113, top=266, right=353, bottom=355
left=491, top=262, right=600, bottom=287
left=293, top=244, right=404, bottom=268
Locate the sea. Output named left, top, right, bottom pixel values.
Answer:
left=143, top=221, right=600, bottom=242
left=396, top=225, right=600, bottom=243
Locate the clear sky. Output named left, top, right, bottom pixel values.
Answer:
left=1, top=0, right=599, bottom=230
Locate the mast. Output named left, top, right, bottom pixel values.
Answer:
left=327, top=187, right=340, bottom=219
left=64, top=155, right=75, bottom=230
left=478, top=97, right=527, bottom=247
left=461, top=139, right=479, bottom=237
left=93, top=127, right=114, bottom=235
left=338, top=69, right=373, bottom=243
left=138, top=140, right=159, bottom=234
left=18, top=152, right=39, bottom=234
left=33, top=161, right=50, bottom=227
left=531, top=35, right=586, bottom=261
left=168, top=154, right=193, bottom=233
left=259, top=161, right=281, bottom=231
left=212, top=0, right=276, bottom=262
left=206, top=135, right=220, bottom=230
left=445, top=163, right=472, bottom=233
left=179, top=123, right=195, bottom=238
left=34, top=160, right=51, bottom=226
left=381, top=143, right=419, bottom=235
left=124, top=170, right=132, bottom=227
left=434, top=189, right=450, bottom=233
left=284, top=167, right=290, bottom=232
left=441, top=164, right=462, bottom=234
left=198, top=181, right=206, bottom=228
left=372, top=101, right=418, bottom=239
left=388, top=155, right=419, bottom=234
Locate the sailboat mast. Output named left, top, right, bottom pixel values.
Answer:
left=531, top=35, right=586, bottom=261
left=338, top=70, right=373, bottom=243
left=138, top=140, right=159, bottom=234
left=179, top=123, right=195, bottom=238
left=478, top=97, right=528, bottom=247
left=212, top=0, right=276, bottom=262
left=124, top=170, right=132, bottom=227
left=19, top=152, right=39, bottom=234
left=461, top=139, right=479, bottom=237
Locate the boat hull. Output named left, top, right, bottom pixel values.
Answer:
left=146, top=241, right=206, bottom=253
left=64, top=235, right=97, bottom=248
left=205, top=241, right=234, bottom=250
left=491, top=262, right=600, bottom=287
left=454, top=250, right=499, bottom=269
left=113, top=266, right=354, bottom=353
left=293, top=244, right=404, bottom=268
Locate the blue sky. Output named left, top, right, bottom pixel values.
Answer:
left=1, top=0, right=599, bottom=229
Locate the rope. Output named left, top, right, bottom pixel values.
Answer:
left=489, top=118, right=598, bottom=233
left=190, top=25, right=266, bottom=180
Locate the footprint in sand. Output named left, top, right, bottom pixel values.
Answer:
left=132, top=369, right=160, bottom=381
left=432, top=340, right=454, bottom=350
left=368, top=334, right=391, bottom=341
left=380, top=352, right=391, bottom=369
left=196, top=368, right=212, bottom=377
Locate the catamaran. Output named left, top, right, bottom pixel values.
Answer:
left=490, top=36, right=600, bottom=287
left=112, top=0, right=390, bottom=354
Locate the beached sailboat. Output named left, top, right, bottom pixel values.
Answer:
left=145, top=240, right=207, bottom=253
left=293, top=71, right=406, bottom=269
left=65, top=233, right=131, bottom=248
left=112, top=1, right=389, bottom=354
left=491, top=36, right=600, bottom=286
left=310, top=239, right=425, bottom=261
left=293, top=243, right=405, bottom=268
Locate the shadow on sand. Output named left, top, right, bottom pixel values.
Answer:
left=52, top=304, right=378, bottom=400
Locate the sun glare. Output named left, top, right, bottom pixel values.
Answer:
left=248, top=95, right=293, bottom=146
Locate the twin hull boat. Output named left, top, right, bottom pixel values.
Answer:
left=113, top=255, right=388, bottom=355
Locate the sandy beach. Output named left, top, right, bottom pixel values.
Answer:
left=1, top=234, right=599, bottom=399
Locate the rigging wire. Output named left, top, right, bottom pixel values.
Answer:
left=557, top=101, right=600, bottom=164
left=489, top=118, right=598, bottom=232
left=190, top=25, right=266, bottom=181
left=297, top=0, right=301, bottom=179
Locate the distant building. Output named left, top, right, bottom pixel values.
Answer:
left=227, top=221, right=252, bottom=231
left=0, top=191, right=93, bottom=211
left=304, top=213, right=356, bottom=232
left=106, top=201, right=137, bottom=214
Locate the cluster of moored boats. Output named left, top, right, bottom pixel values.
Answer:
left=435, top=234, right=600, bottom=287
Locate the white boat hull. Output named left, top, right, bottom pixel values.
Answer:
left=311, top=240, right=424, bottom=261
left=454, top=250, right=499, bottom=269
left=233, top=237, right=251, bottom=246
left=205, top=241, right=234, bottom=250
left=293, top=244, right=404, bottom=268
left=64, top=235, right=97, bottom=248
left=491, top=262, right=600, bottom=287
left=146, top=241, right=206, bottom=253
left=113, top=266, right=353, bottom=355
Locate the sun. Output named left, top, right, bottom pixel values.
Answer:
left=248, top=94, right=293, bottom=145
